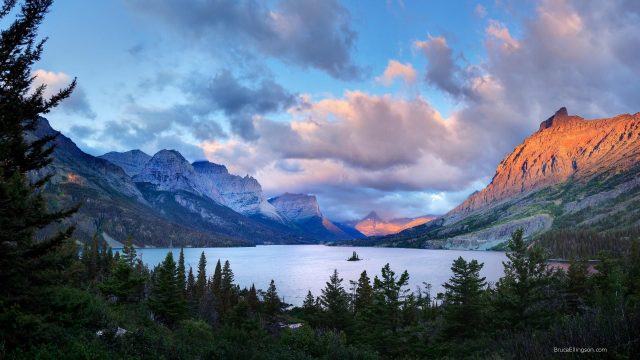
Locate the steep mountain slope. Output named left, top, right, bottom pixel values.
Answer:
left=29, top=118, right=249, bottom=247
left=98, top=150, right=151, bottom=176
left=192, top=161, right=284, bottom=222
left=359, top=108, right=640, bottom=250
left=351, top=211, right=435, bottom=236
left=268, top=193, right=362, bottom=241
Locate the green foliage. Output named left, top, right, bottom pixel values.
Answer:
left=264, top=279, right=282, bottom=319
left=148, top=252, right=186, bottom=326
left=441, top=257, right=487, bottom=340
left=320, top=269, right=351, bottom=331
left=492, top=229, right=560, bottom=331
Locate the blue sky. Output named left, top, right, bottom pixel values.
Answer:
left=33, top=0, right=640, bottom=221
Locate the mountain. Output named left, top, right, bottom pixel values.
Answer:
left=350, top=211, right=435, bottom=236
left=192, top=161, right=284, bottom=222
left=268, top=193, right=363, bottom=241
left=98, top=150, right=151, bottom=176
left=28, top=118, right=250, bottom=247
left=357, top=108, right=640, bottom=250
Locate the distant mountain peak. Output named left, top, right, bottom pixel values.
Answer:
left=363, top=211, right=382, bottom=222
left=538, top=107, right=583, bottom=131
left=269, top=193, right=322, bottom=221
left=99, top=149, right=151, bottom=177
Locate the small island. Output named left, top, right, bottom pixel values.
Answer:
left=347, top=251, right=361, bottom=261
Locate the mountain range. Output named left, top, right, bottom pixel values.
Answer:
left=30, top=118, right=367, bottom=247
left=348, top=108, right=640, bottom=249
left=346, top=211, right=436, bottom=237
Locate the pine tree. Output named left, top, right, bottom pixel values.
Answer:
left=354, top=270, right=373, bottom=315
left=221, top=260, right=235, bottom=314
left=320, top=269, right=351, bottom=331
left=263, top=279, right=281, bottom=318
left=100, top=257, right=145, bottom=303
left=0, top=0, right=78, bottom=312
left=565, top=258, right=589, bottom=314
left=148, top=252, right=185, bottom=326
left=246, top=283, right=259, bottom=312
left=122, top=235, right=137, bottom=267
left=441, top=257, right=487, bottom=340
left=195, top=251, right=207, bottom=301
left=186, top=266, right=195, bottom=300
left=494, top=229, right=556, bottom=330
left=177, top=246, right=186, bottom=297
left=210, top=259, right=222, bottom=298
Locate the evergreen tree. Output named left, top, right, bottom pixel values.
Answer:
left=122, top=235, right=137, bottom=267
left=210, top=259, right=222, bottom=298
left=320, top=269, right=351, bottom=330
left=177, top=246, right=186, bottom=297
left=302, top=290, right=320, bottom=326
left=186, top=266, right=195, bottom=300
left=0, top=0, right=78, bottom=313
left=195, top=251, right=207, bottom=301
left=353, top=270, right=373, bottom=315
left=100, top=257, right=145, bottom=303
left=247, top=283, right=259, bottom=312
left=591, top=252, right=625, bottom=309
left=263, top=279, right=281, bottom=318
left=565, top=258, right=589, bottom=314
left=148, top=252, right=185, bottom=326
left=441, top=257, right=487, bottom=340
left=494, top=229, right=556, bottom=330
left=221, top=260, right=236, bottom=314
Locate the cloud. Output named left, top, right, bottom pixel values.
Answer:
left=375, top=60, right=417, bottom=86
left=485, top=20, right=520, bottom=51
left=413, top=36, right=469, bottom=98
left=197, top=70, right=297, bottom=140
left=126, top=0, right=363, bottom=80
left=31, top=69, right=96, bottom=119
left=475, top=4, right=487, bottom=18
left=200, top=0, right=640, bottom=220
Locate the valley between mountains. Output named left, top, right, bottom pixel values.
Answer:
left=34, top=107, right=640, bottom=251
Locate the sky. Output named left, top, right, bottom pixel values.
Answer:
left=32, top=0, right=640, bottom=221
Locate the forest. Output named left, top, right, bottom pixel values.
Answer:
left=1, top=1, right=639, bottom=358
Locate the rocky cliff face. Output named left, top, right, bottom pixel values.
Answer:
left=268, top=193, right=360, bottom=240
left=99, top=150, right=151, bottom=177
left=268, top=193, right=322, bottom=221
left=354, top=211, right=435, bottom=236
left=192, top=161, right=283, bottom=221
left=453, top=108, right=640, bottom=216
left=133, top=150, right=206, bottom=196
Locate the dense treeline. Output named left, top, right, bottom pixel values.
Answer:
left=4, top=229, right=640, bottom=358
left=537, top=227, right=640, bottom=259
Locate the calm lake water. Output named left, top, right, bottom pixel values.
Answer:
left=130, top=245, right=507, bottom=306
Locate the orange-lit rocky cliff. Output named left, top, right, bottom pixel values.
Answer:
left=452, top=108, right=640, bottom=215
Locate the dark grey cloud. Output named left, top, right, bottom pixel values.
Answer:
left=126, top=0, right=363, bottom=80
left=414, top=36, right=467, bottom=98
left=183, top=70, right=297, bottom=140
left=61, top=86, right=96, bottom=119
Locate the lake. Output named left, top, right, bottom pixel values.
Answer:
left=130, top=245, right=507, bottom=306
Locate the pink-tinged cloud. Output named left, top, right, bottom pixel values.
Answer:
left=485, top=20, right=520, bottom=52
left=375, top=60, right=417, bottom=86
left=32, top=69, right=95, bottom=118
